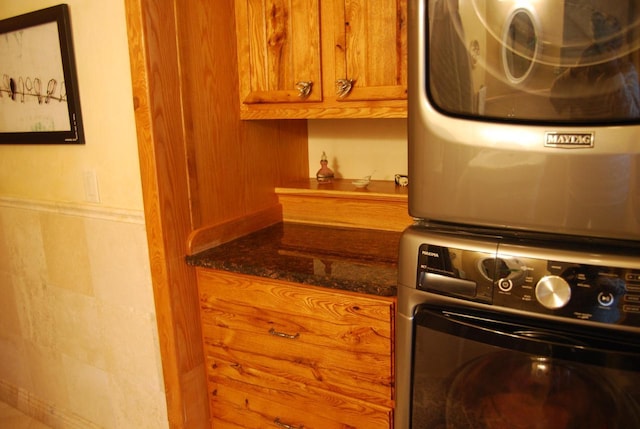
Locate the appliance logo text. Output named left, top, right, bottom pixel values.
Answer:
left=545, top=132, right=594, bottom=148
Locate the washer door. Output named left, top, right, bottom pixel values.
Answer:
left=446, top=352, right=617, bottom=429
left=410, top=306, right=640, bottom=429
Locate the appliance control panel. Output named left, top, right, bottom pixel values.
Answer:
left=417, top=243, right=640, bottom=327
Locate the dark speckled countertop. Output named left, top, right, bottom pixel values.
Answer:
left=186, top=222, right=400, bottom=297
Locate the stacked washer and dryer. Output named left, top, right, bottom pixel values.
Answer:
left=397, top=0, right=640, bottom=428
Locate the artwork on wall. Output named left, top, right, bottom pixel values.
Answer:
left=0, top=4, right=84, bottom=144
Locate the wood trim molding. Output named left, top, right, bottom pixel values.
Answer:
left=0, top=196, right=145, bottom=224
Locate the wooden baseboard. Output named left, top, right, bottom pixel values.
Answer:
left=0, top=380, right=101, bottom=429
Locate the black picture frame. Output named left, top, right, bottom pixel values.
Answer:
left=0, top=4, right=84, bottom=144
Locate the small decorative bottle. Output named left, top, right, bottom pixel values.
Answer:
left=316, top=151, right=334, bottom=184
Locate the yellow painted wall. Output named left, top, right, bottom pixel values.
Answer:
left=0, top=2, right=168, bottom=428
left=0, top=1, right=142, bottom=209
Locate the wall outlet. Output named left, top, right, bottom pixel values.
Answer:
left=83, top=170, right=101, bottom=203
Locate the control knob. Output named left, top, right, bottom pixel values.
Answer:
left=535, top=275, right=571, bottom=309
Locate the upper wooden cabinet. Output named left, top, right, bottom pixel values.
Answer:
left=235, top=0, right=407, bottom=119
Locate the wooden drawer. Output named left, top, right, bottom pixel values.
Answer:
left=207, top=357, right=393, bottom=429
left=196, top=268, right=394, bottom=405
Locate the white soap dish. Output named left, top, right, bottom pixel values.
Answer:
left=352, top=176, right=371, bottom=189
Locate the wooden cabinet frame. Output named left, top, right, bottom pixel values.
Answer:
left=124, top=1, right=308, bottom=428
left=124, top=1, right=405, bottom=427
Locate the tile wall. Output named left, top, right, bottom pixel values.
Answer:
left=0, top=198, right=168, bottom=429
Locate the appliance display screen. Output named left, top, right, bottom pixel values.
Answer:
left=428, top=0, right=640, bottom=123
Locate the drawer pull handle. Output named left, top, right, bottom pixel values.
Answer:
left=274, top=417, right=304, bottom=429
left=269, top=328, right=299, bottom=340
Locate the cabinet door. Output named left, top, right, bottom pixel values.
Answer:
left=329, top=0, right=408, bottom=102
left=235, top=0, right=322, bottom=104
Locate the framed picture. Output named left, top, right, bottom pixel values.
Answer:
left=0, top=4, right=84, bottom=144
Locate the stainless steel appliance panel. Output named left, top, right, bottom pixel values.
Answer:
left=408, top=0, right=640, bottom=241
left=396, top=225, right=640, bottom=429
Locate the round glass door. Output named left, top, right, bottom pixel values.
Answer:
left=445, top=352, right=620, bottom=428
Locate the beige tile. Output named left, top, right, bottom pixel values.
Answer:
left=1, top=415, right=51, bottom=429
left=62, top=355, right=115, bottom=428
left=0, top=208, right=47, bottom=284
left=0, top=401, right=51, bottom=429
left=27, top=419, right=53, bottom=429
left=0, top=399, right=22, bottom=418
left=0, top=211, right=11, bottom=274
left=51, top=286, right=106, bottom=370
left=24, top=343, right=70, bottom=411
left=0, top=333, right=31, bottom=391
left=101, top=304, right=164, bottom=392
left=107, top=377, right=169, bottom=429
left=40, top=212, right=93, bottom=296
left=84, top=218, right=154, bottom=312
left=15, top=277, right=56, bottom=351
left=0, top=271, right=21, bottom=338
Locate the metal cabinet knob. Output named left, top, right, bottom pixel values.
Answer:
left=295, top=81, right=313, bottom=99
left=336, top=78, right=354, bottom=98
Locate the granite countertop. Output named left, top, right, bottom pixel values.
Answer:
left=186, top=222, right=400, bottom=297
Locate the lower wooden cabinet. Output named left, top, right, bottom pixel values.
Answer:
left=196, top=268, right=395, bottom=428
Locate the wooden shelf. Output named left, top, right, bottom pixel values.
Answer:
left=276, top=179, right=412, bottom=231
left=277, top=178, right=407, bottom=198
